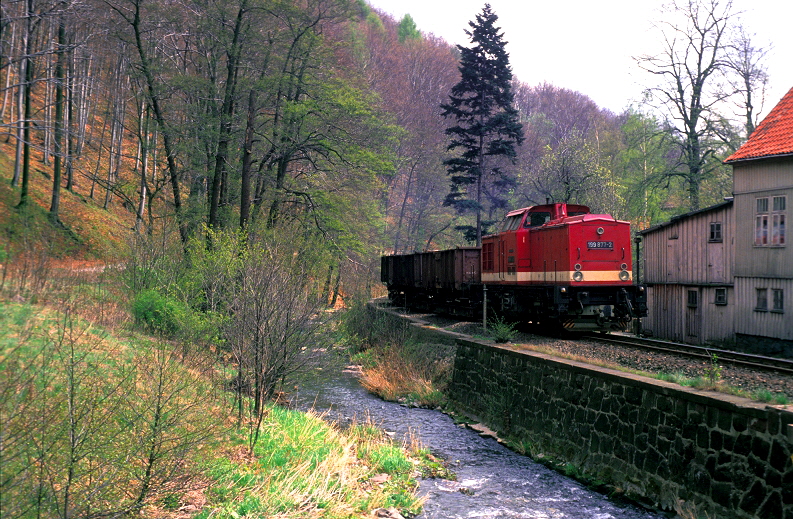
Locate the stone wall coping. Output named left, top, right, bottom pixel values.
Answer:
left=456, top=336, right=793, bottom=425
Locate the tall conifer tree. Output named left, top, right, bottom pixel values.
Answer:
left=441, top=3, right=523, bottom=246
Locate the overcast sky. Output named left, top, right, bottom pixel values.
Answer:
left=365, top=0, right=792, bottom=120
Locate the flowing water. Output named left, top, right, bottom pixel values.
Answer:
left=291, top=360, right=668, bottom=519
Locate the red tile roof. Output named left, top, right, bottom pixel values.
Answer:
left=725, top=86, right=793, bottom=162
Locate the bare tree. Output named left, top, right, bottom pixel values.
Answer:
left=724, top=25, right=770, bottom=137
left=637, top=0, right=734, bottom=211
left=225, top=233, right=327, bottom=453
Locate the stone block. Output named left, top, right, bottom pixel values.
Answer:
left=625, top=385, right=643, bottom=405
left=752, top=436, right=771, bottom=461
left=659, top=424, right=676, bottom=442
left=719, top=410, right=733, bottom=432
left=770, top=440, right=790, bottom=473
left=733, top=413, right=749, bottom=433
left=734, top=433, right=752, bottom=456
left=782, top=470, right=793, bottom=505
left=710, top=429, right=723, bottom=451
left=707, top=406, right=720, bottom=429
left=749, top=454, right=768, bottom=478
left=739, top=480, right=768, bottom=515
left=665, top=413, right=683, bottom=430
left=758, top=490, right=784, bottom=519
left=697, top=425, right=710, bottom=450
left=750, top=417, right=768, bottom=434
left=711, top=480, right=733, bottom=506
left=687, top=464, right=711, bottom=495
left=657, top=395, right=674, bottom=413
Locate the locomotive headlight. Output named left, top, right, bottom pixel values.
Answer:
left=620, top=263, right=628, bottom=270
left=596, top=227, right=605, bottom=235
left=574, top=263, right=582, bottom=271
left=619, top=270, right=631, bottom=281
left=573, top=271, right=584, bottom=282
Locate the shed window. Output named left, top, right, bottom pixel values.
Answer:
left=756, top=288, right=768, bottom=311
left=687, top=290, right=698, bottom=308
left=714, top=288, right=727, bottom=305
left=772, top=289, right=784, bottom=312
left=756, top=196, right=786, bottom=246
left=709, top=222, right=722, bottom=242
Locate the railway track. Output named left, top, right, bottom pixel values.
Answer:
left=582, top=333, right=793, bottom=376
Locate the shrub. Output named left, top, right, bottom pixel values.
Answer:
left=489, top=316, right=517, bottom=343
left=131, top=290, right=185, bottom=337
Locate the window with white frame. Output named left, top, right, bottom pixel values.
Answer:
left=756, top=196, right=786, bottom=246
left=772, top=289, right=784, bottom=312
left=714, top=288, right=727, bottom=305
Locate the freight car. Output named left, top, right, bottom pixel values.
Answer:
left=381, top=203, right=647, bottom=332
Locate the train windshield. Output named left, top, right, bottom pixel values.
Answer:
left=525, top=212, right=551, bottom=227
left=501, top=215, right=523, bottom=232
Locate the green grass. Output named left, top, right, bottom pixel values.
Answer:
left=199, top=409, right=426, bottom=518
left=1, top=299, right=433, bottom=518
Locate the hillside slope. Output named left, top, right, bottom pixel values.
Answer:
left=0, top=141, right=132, bottom=261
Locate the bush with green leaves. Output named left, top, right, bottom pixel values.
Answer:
left=489, top=316, right=517, bottom=343
left=131, top=289, right=185, bottom=337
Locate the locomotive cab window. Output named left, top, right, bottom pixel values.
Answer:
left=501, top=215, right=522, bottom=232
left=526, top=212, right=551, bottom=227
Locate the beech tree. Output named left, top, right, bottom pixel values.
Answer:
left=441, top=3, right=522, bottom=246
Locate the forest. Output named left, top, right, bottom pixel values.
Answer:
left=0, top=1, right=778, bottom=516
left=1, top=0, right=771, bottom=284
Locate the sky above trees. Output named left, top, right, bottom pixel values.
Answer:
left=366, top=0, right=793, bottom=118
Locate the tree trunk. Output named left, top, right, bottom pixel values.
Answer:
left=49, top=13, right=66, bottom=222
left=209, top=0, right=247, bottom=230
left=17, top=0, right=34, bottom=209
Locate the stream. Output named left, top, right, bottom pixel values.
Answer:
left=290, top=361, right=669, bottom=519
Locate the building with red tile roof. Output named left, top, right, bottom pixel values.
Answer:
left=726, top=86, right=793, bottom=163
left=639, top=86, right=792, bottom=352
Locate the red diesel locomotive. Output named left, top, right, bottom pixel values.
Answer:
left=381, top=203, right=647, bottom=332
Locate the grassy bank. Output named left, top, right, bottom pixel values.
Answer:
left=0, top=293, right=432, bottom=518
left=342, top=304, right=455, bottom=408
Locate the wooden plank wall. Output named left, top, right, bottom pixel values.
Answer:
left=734, top=277, right=793, bottom=341
left=643, top=285, right=735, bottom=345
left=642, top=204, right=734, bottom=286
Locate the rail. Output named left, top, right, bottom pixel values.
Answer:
left=581, top=333, right=793, bottom=376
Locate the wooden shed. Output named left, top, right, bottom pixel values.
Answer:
left=638, top=201, right=735, bottom=345
left=639, top=85, right=793, bottom=353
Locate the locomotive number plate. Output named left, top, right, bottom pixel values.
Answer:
left=587, top=241, right=614, bottom=249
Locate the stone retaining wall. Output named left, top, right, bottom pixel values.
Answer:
left=449, top=338, right=793, bottom=518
